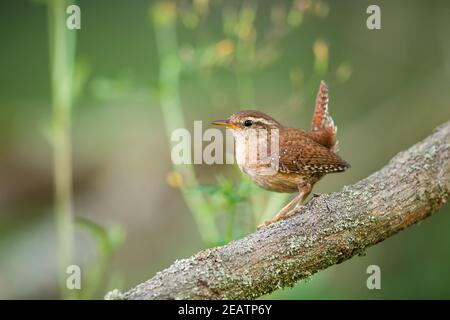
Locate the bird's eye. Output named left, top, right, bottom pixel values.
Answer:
left=244, top=119, right=253, bottom=127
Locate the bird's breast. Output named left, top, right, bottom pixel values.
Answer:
left=234, top=134, right=317, bottom=193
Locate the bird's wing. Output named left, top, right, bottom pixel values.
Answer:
left=278, top=129, right=349, bottom=174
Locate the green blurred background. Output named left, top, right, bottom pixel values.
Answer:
left=0, top=0, right=449, bottom=299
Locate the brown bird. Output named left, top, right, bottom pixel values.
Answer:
left=212, top=81, right=350, bottom=228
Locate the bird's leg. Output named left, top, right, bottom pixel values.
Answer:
left=258, top=183, right=312, bottom=229
left=292, top=182, right=312, bottom=210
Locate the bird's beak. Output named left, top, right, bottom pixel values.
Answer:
left=211, top=119, right=239, bottom=129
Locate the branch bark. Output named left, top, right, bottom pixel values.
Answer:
left=124, top=122, right=450, bottom=300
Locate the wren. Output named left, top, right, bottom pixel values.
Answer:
left=212, top=81, right=350, bottom=228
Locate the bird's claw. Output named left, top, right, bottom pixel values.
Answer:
left=257, top=220, right=272, bottom=230
left=257, top=209, right=297, bottom=230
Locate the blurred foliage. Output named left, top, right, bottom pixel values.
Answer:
left=192, top=175, right=255, bottom=243
left=75, top=217, right=125, bottom=299
left=0, top=0, right=449, bottom=299
left=47, top=0, right=125, bottom=299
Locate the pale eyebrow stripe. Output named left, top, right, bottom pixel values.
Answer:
left=246, top=117, right=273, bottom=125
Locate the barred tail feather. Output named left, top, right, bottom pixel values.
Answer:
left=311, top=81, right=338, bottom=151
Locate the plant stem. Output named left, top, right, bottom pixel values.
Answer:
left=151, top=2, right=220, bottom=245
left=48, top=0, right=77, bottom=298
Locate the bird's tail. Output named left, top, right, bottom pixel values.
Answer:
left=310, top=81, right=338, bottom=151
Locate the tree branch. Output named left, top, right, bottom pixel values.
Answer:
left=124, top=122, right=450, bottom=300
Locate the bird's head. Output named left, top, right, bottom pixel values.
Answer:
left=212, top=110, right=281, bottom=136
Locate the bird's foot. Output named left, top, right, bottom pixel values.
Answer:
left=257, top=209, right=296, bottom=230
left=293, top=203, right=306, bottom=213
left=257, top=220, right=272, bottom=230
left=257, top=218, right=281, bottom=230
